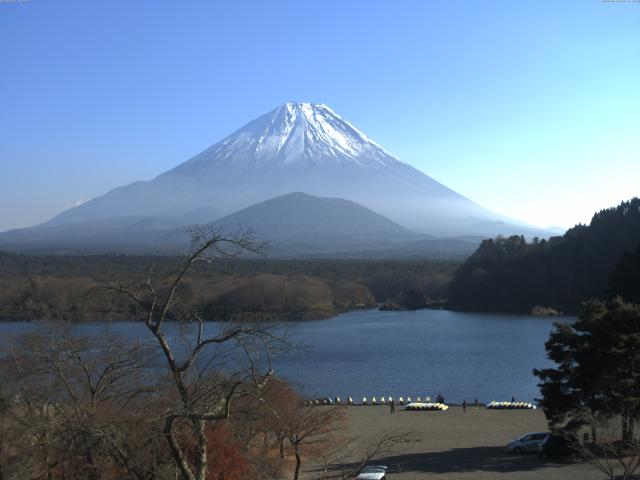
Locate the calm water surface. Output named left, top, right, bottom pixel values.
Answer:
left=0, top=309, right=567, bottom=404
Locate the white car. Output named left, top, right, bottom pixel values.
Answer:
left=506, top=432, right=549, bottom=454
left=356, top=465, right=388, bottom=480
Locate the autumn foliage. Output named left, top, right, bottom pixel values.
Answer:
left=182, top=423, right=251, bottom=480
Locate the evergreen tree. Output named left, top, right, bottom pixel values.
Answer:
left=534, top=298, right=640, bottom=442
left=609, top=244, right=640, bottom=304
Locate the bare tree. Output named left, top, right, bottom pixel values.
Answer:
left=94, top=226, right=282, bottom=480
left=254, top=377, right=345, bottom=480
left=314, top=432, right=409, bottom=480
left=1, top=337, right=69, bottom=480
left=286, top=405, right=344, bottom=480
left=575, top=415, right=640, bottom=480
left=0, top=389, right=24, bottom=480
left=0, top=327, right=165, bottom=480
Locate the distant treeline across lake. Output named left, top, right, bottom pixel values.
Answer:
left=0, top=252, right=457, bottom=321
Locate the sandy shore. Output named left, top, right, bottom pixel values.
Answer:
left=311, top=405, right=603, bottom=480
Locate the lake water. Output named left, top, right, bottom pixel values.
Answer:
left=0, top=309, right=567, bottom=404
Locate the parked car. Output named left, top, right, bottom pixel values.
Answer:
left=506, top=432, right=549, bottom=454
left=537, top=433, right=579, bottom=459
left=356, top=465, right=388, bottom=480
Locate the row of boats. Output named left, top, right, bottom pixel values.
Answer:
left=405, top=402, right=449, bottom=411
left=304, top=398, right=537, bottom=410
left=305, top=396, right=440, bottom=406
left=486, top=401, right=537, bottom=409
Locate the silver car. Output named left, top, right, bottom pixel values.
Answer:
left=506, top=432, right=549, bottom=454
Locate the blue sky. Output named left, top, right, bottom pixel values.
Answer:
left=1, top=0, right=639, bottom=231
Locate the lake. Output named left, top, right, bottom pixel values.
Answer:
left=0, top=309, right=566, bottom=404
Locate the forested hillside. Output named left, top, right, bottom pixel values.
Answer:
left=0, top=253, right=457, bottom=321
left=448, top=198, right=640, bottom=313
left=609, top=243, right=640, bottom=304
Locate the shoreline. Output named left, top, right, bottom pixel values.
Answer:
left=0, top=303, right=572, bottom=323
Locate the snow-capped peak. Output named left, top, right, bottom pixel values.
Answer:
left=179, top=102, right=404, bottom=171
left=255, top=102, right=393, bottom=164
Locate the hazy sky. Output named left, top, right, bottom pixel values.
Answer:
left=1, top=0, right=639, bottom=232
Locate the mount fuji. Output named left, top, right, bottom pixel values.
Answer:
left=0, top=102, right=548, bottom=255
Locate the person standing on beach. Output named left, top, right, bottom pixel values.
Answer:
left=390, top=398, right=395, bottom=414
left=511, top=395, right=516, bottom=403
left=462, top=400, right=467, bottom=412
left=474, top=397, right=479, bottom=408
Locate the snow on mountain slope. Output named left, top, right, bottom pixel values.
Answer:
left=29, top=102, right=542, bottom=238
left=174, top=102, right=397, bottom=171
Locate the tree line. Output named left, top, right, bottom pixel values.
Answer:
left=448, top=198, right=640, bottom=313
left=0, top=251, right=457, bottom=322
